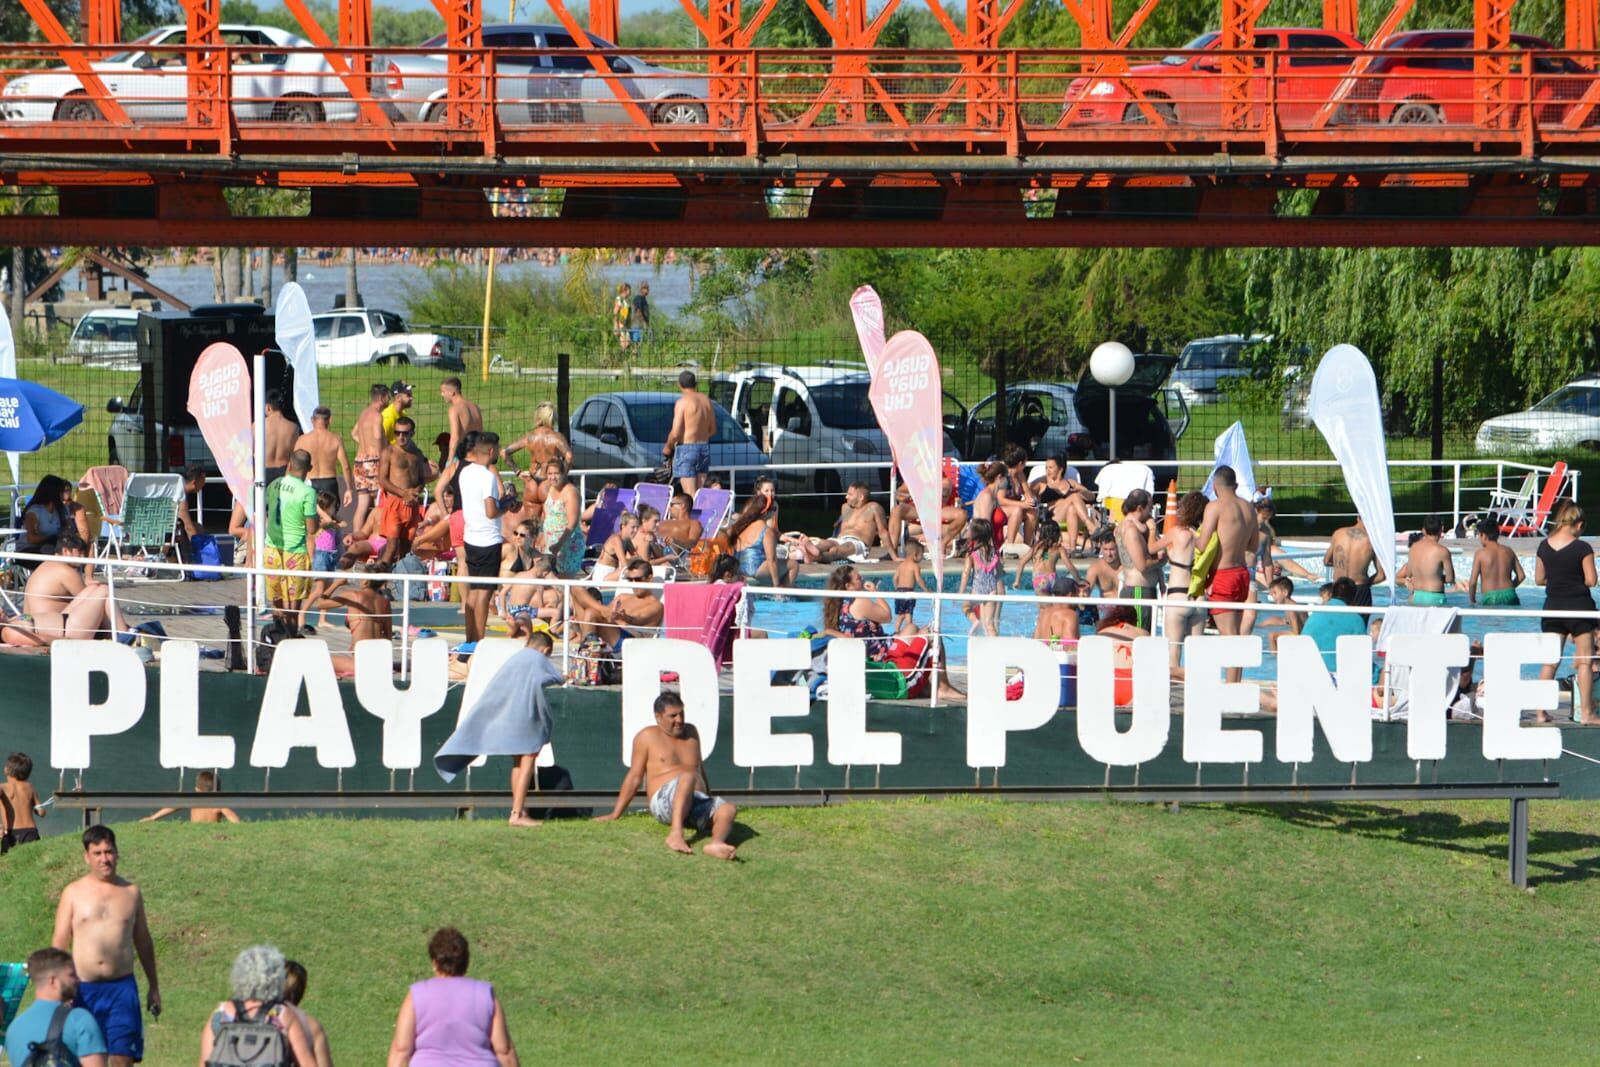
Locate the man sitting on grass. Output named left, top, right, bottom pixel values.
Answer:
left=595, top=691, right=738, bottom=859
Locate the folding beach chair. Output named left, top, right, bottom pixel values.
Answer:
left=78, top=464, right=129, bottom=556
left=1093, top=462, right=1155, bottom=523
left=690, top=488, right=733, bottom=537
left=105, top=472, right=185, bottom=580
left=1498, top=462, right=1569, bottom=536
left=1485, top=471, right=1536, bottom=526
left=584, top=486, right=635, bottom=553
left=0, top=961, right=28, bottom=1044
left=633, top=481, right=672, bottom=519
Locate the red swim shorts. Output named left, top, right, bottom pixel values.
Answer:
left=1207, top=565, right=1251, bottom=616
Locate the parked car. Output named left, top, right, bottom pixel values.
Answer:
left=311, top=307, right=463, bottom=369
left=381, top=23, right=709, bottom=126
left=105, top=378, right=217, bottom=474
left=66, top=308, right=140, bottom=370
left=1344, top=30, right=1598, bottom=126
left=1475, top=378, right=1600, bottom=453
left=0, top=24, right=369, bottom=123
left=1170, top=334, right=1270, bottom=407
left=708, top=364, right=908, bottom=496
left=568, top=391, right=766, bottom=478
left=1061, top=28, right=1364, bottom=126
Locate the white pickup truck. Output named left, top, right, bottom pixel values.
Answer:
left=106, top=379, right=216, bottom=474
left=311, top=307, right=464, bottom=370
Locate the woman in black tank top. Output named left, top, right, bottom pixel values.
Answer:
left=1535, top=502, right=1598, bottom=724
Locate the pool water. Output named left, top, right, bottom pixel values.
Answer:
left=746, top=549, right=1560, bottom=681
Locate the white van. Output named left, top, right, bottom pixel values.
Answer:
left=67, top=309, right=140, bottom=370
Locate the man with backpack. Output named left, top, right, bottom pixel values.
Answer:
left=4, top=947, right=108, bottom=1066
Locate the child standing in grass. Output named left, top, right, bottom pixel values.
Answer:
left=958, top=517, right=1004, bottom=636
left=1, top=752, right=45, bottom=852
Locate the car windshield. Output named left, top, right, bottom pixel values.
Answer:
left=1178, top=340, right=1247, bottom=371
left=1531, top=386, right=1600, bottom=415
left=811, top=383, right=878, bottom=430
left=103, top=29, right=166, bottom=64
left=370, top=311, right=405, bottom=337
left=1162, top=32, right=1218, bottom=64
left=628, top=401, right=744, bottom=444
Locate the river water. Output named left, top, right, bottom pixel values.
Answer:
left=99, top=259, right=697, bottom=323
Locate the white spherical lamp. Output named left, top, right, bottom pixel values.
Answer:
left=1089, top=341, right=1135, bottom=387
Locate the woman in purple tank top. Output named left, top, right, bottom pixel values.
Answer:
left=387, top=927, right=519, bottom=1066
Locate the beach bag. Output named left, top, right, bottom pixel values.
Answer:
left=187, top=533, right=226, bottom=581
left=686, top=539, right=716, bottom=579
left=21, top=1003, right=79, bottom=1067
left=204, top=1000, right=291, bottom=1067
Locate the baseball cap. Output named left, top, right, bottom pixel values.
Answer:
left=391, top=380, right=414, bottom=395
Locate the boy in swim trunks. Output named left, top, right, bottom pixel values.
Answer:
left=892, top=539, right=928, bottom=633
left=594, top=690, right=739, bottom=859
left=263, top=452, right=319, bottom=635
left=1397, top=515, right=1455, bottom=607
left=1463, top=518, right=1523, bottom=607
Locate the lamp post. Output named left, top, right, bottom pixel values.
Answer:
left=1089, top=341, right=1134, bottom=463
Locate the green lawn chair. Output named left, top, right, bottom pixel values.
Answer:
left=0, top=960, right=29, bottom=1045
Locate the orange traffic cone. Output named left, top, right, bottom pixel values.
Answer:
left=1162, top=478, right=1179, bottom=533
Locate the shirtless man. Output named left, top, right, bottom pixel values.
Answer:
left=1323, top=515, right=1387, bottom=611
left=294, top=406, right=354, bottom=510
left=1033, top=573, right=1082, bottom=645
left=1115, top=488, right=1164, bottom=632
left=791, top=482, right=899, bottom=564
left=606, top=559, right=664, bottom=642
left=657, top=492, right=703, bottom=550
left=1462, top=519, right=1524, bottom=606
left=1397, top=516, right=1456, bottom=606
left=262, top=389, right=300, bottom=485
left=53, top=825, right=160, bottom=1067
left=316, top=566, right=393, bottom=676
left=24, top=534, right=128, bottom=642
left=440, top=376, right=484, bottom=462
left=595, top=690, right=738, bottom=859
left=663, top=370, right=716, bottom=498
left=375, top=416, right=432, bottom=566
left=351, top=383, right=391, bottom=536
left=139, top=770, right=241, bottom=824
left=502, top=401, right=573, bottom=470
left=1194, top=466, right=1260, bottom=679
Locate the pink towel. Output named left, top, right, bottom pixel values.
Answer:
left=81, top=465, right=129, bottom=518
left=663, top=581, right=744, bottom=667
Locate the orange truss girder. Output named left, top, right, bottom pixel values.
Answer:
left=1475, top=0, right=1517, bottom=128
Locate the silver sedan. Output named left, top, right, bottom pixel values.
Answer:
left=381, top=23, right=710, bottom=126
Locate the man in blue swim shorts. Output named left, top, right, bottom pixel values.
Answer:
left=53, top=825, right=160, bottom=1065
left=663, top=370, right=716, bottom=498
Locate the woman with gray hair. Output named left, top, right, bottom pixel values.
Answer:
left=197, top=944, right=316, bottom=1067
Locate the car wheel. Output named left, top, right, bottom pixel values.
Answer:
left=1388, top=99, right=1442, bottom=125
left=1122, top=99, right=1177, bottom=125
left=653, top=99, right=707, bottom=125
left=272, top=98, right=324, bottom=124
left=423, top=102, right=448, bottom=124
left=54, top=94, right=103, bottom=122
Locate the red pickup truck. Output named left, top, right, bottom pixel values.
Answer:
left=1062, top=28, right=1365, bottom=127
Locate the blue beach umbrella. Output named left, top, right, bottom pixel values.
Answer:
left=0, top=377, right=84, bottom=452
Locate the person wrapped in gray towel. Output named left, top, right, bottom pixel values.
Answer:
left=435, top=631, right=561, bottom=827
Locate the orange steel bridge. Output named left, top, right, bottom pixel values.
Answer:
left=3, top=0, right=1600, bottom=246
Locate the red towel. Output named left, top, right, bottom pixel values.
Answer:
left=663, top=581, right=745, bottom=667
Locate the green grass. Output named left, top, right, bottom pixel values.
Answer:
left=2, top=800, right=1598, bottom=1064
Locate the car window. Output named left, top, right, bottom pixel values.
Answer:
left=1161, top=32, right=1218, bottom=64
left=543, top=33, right=598, bottom=71
left=313, top=317, right=334, bottom=340
left=1178, top=342, right=1244, bottom=371
left=600, top=401, right=627, bottom=442
left=369, top=311, right=405, bottom=337
left=1286, top=33, right=1354, bottom=66
left=107, top=321, right=136, bottom=343
left=1533, top=386, right=1600, bottom=416
left=336, top=316, right=364, bottom=339
left=629, top=401, right=744, bottom=443
left=708, top=380, right=735, bottom=412
left=576, top=401, right=602, bottom=436
left=135, top=29, right=184, bottom=68
left=105, top=28, right=166, bottom=64
left=810, top=383, right=877, bottom=430
left=776, top=387, right=811, bottom=436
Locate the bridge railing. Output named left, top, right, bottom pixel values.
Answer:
left=2, top=42, right=1598, bottom=155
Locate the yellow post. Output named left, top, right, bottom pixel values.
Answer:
left=480, top=247, right=496, bottom=383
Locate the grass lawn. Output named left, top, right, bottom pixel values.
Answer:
left=2, top=800, right=1597, bottom=1064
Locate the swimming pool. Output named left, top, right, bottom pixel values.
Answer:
left=745, top=549, right=1561, bottom=681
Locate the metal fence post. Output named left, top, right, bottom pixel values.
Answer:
left=1509, top=796, right=1529, bottom=888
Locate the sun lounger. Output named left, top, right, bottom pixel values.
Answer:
left=633, top=481, right=672, bottom=518
left=584, top=487, right=635, bottom=552
left=690, top=488, right=733, bottom=537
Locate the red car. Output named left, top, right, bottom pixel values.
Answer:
left=1062, top=28, right=1365, bottom=127
left=1346, top=30, right=1598, bottom=126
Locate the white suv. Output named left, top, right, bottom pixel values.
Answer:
left=708, top=364, right=894, bottom=496
left=1476, top=378, right=1600, bottom=453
